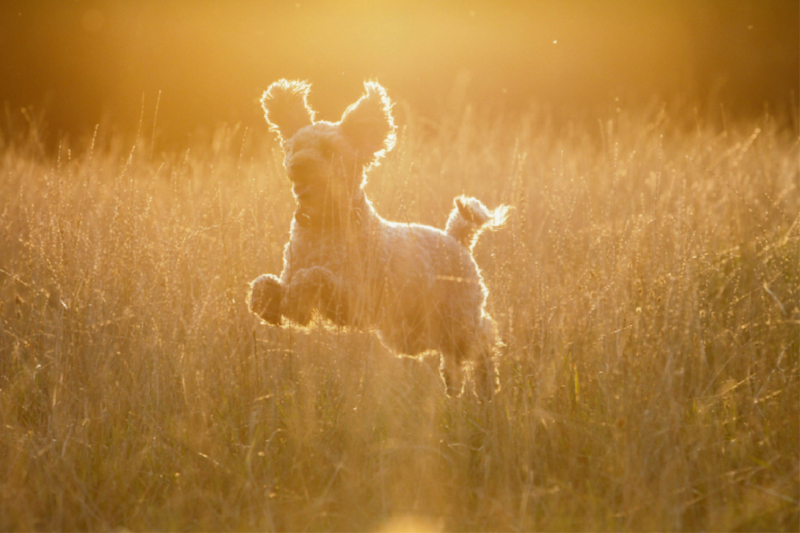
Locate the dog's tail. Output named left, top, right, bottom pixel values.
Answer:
left=445, top=196, right=512, bottom=250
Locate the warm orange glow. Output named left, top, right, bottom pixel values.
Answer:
left=1, top=2, right=798, bottom=531
left=0, top=0, right=797, bottom=146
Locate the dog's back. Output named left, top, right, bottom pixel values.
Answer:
left=249, top=79, right=510, bottom=398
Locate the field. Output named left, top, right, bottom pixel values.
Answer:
left=0, top=103, right=798, bottom=531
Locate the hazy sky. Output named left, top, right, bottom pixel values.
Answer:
left=1, top=0, right=797, bottom=145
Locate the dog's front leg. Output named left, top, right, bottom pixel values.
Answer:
left=249, top=274, right=284, bottom=325
left=440, top=351, right=466, bottom=398
left=283, top=266, right=349, bottom=326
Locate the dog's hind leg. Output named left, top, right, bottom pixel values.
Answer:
left=471, top=343, right=499, bottom=401
left=469, top=318, right=501, bottom=401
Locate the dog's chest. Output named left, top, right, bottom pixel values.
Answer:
left=285, top=225, right=375, bottom=277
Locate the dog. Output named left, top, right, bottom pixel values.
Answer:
left=248, top=79, right=510, bottom=399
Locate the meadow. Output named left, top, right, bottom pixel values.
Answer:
left=0, top=102, right=798, bottom=531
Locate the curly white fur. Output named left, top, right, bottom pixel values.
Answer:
left=248, top=79, right=511, bottom=399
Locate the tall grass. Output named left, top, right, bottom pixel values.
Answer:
left=1, top=103, right=798, bottom=531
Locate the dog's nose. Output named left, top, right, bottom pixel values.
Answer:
left=288, top=160, right=313, bottom=180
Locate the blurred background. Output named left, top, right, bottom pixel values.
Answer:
left=1, top=0, right=798, bottom=147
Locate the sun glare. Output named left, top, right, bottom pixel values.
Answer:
left=0, top=1, right=797, bottom=531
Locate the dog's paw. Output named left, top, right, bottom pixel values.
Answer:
left=286, top=267, right=349, bottom=326
left=303, top=267, right=349, bottom=324
left=248, top=274, right=283, bottom=325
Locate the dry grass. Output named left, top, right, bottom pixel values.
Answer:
left=0, top=104, right=798, bottom=531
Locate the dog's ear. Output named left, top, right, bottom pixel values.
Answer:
left=261, top=80, right=315, bottom=142
left=340, top=81, right=396, bottom=160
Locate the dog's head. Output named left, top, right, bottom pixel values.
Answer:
left=261, top=80, right=396, bottom=228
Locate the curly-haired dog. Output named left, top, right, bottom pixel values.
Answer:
left=248, top=80, right=510, bottom=399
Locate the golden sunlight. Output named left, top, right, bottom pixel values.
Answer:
left=0, top=1, right=797, bottom=531
left=1, top=0, right=796, bottom=145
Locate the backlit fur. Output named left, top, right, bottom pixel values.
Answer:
left=248, top=79, right=510, bottom=399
